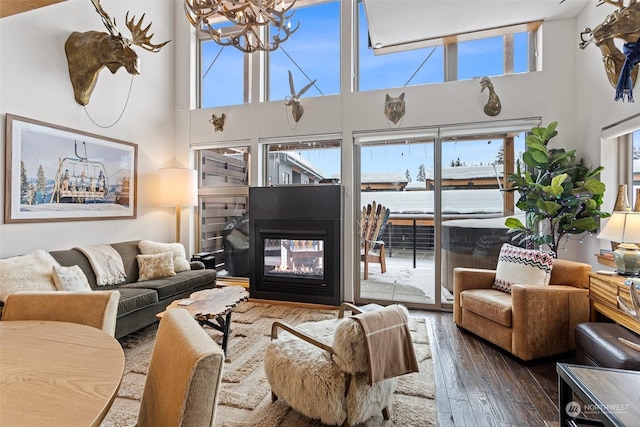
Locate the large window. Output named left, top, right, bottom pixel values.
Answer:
left=264, top=138, right=341, bottom=185
left=268, top=1, right=340, bottom=101
left=458, top=32, right=530, bottom=80
left=357, top=3, right=535, bottom=91
left=358, top=3, right=444, bottom=91
left=197, top=1, right=538, bottom=106
left=200, top=22, right=248, bottom=108
left=196, top=146, right=250, bottom=272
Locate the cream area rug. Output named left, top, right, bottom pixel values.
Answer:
left=101, top=302, right=436, bottom=427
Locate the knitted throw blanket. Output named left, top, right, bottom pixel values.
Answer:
left=75, top=244, right=126, bottom=286
left=353, top=304, right=419, bottom=385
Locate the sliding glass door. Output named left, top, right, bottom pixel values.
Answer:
left=355, top=121, right=531, bottom=309
left=356, top=133, right=438, bottom=308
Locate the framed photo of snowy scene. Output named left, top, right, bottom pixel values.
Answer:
left=4, top=114, right=137, bottom=223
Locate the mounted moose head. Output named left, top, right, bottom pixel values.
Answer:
left=64, top=0, right=170, bottom=106
left=579, top=0, right=640, bottom=101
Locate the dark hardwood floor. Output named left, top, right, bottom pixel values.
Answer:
left=416, top=310, right=573, bottom=427
left=236, top=288, right=573, bottom=426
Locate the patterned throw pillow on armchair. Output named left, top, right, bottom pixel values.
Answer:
left=492, top=243, right=554, bottom=293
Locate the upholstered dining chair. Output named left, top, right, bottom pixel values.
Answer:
left=1, top=290, right=120, bottom=336
left=136, top=308, right=225, bottom=427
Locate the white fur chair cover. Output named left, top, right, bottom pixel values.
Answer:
left=264, top=317, right=397, bottom=426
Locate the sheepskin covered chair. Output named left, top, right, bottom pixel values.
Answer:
left=264, top=303, right=417, bottom=427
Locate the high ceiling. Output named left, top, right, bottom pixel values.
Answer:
left=363, top=0, right=593, bottom=54
left=0, top=0, right=65, bottom=18
left=2, top=0, right=597, bottom=49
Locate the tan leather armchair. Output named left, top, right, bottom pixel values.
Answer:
left=453, top=259, right=592, bottom=361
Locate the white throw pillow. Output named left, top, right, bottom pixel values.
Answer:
left=0, top=250, right=58, bottom=302
left=52, top=265, right=92, bottom=292
left=138, top=240, right=191, bottom=273
left=493, top=243, right=554, bottom=294
left=137, top=252, right=177, bottom=282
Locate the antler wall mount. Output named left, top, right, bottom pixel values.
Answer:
left=579, top=0, right=640, bottom=102
left=64, top=0, right=170, bottom=106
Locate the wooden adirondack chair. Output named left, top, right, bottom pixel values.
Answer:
left=360, top=201, right=390, bottom=280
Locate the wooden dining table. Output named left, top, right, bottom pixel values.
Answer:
left=0, top=320, right=125, bottom=427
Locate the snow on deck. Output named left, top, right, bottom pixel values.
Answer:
left=360, top=188, right=505, bottom=215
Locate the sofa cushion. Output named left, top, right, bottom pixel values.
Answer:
left=110, top=241, right=141, bottom=284
left=138, top=240, right=191, bottom=273
left=52, top=265, right=92, bottom=292
left=123, top=269, right=217, bottom=300
left=460, top=289, right=513, bottom=328
left=493, top=243, right=554, bottom=293
left=0, top=250, right=58, bottom=302
left=137, top=252, right=176, bottom=282
left=50, top=249, right=98, bottom=288
left=115, top=287, right=159, bottom=316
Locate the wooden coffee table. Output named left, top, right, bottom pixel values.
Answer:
left=159, top=286, right=250, bottom=355
left=557, top=363, right=640, bottom=426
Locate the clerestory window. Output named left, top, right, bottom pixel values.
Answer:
left=197, top=1, right=539, bottom=108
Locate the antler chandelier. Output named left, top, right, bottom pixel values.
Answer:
left=184, top=0, right=299, bottom=53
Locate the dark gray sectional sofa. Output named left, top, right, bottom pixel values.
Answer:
left=49, top=240, right=217, bottom=338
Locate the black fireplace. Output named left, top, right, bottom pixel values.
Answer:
left=249, top=185, right=342, bottom=305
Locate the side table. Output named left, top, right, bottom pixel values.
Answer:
left=557, top=363, right=640, bottom=426
left=158, top=286, right=249, bottom=355
left=588, top=273, right=640, bottom=335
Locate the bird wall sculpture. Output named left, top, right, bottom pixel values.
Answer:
left=479, top=76, right=501, bottom=117
left=285, top=70, right=316, bottom=123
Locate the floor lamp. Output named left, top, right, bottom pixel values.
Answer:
left=158, top=168, right=198, bottom=243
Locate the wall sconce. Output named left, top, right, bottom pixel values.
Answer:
left=158, top=168, right=198, bottom=243
left=598, top=210, right=640, bottom=276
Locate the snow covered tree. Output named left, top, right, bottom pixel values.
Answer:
left=417, top=164, right=426, bottom=181
left=20, top=161, right=29, bottom=204
left=36, top=165, right=47, bottom=204
left=405, top=168, right=412, bottom=182
left=495, top=146, right=504, bottom=165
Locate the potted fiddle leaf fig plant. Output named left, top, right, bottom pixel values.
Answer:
left=503, top=121, right=610, bottom=256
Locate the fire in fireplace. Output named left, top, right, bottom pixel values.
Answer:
left=249, top=185, right=342, bottom=305
left=264, top=238, right=324, bottom=280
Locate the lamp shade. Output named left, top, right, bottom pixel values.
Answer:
left=598, top=211, right=640, bottom=244
left=158, top=168, right=198, bottom=207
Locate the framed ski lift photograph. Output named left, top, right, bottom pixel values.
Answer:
left=4, top=114, right=137, bottom=223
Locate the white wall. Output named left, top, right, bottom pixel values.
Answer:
left=0, top=0, right=178, bottom=257
left=575, top=4, right=640, bottom=264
